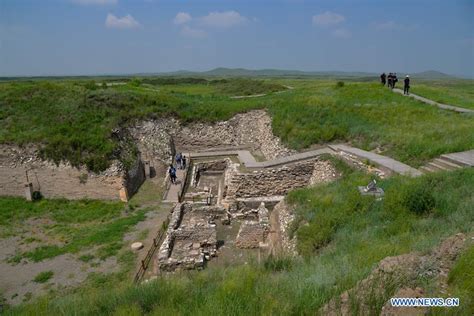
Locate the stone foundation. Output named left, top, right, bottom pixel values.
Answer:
left=157, top=203, right=223, bottom=271
left=235, top=203, right=270, bottom=249
left=226, top=160, right=321, bottom=199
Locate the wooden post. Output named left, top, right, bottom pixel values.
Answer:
left=144, top=161, right=151, bottom=178
left=24, top=183, right=33, bottom=201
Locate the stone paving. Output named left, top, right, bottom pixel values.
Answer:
left=328, top=144, right=423, bottom=177
left=441, top=149, right=474, bottom=167
left=189, top=147, right=333, bottom=169
left=392, top=88, right=474, bottom=114
left=163, top=168, right=186, bottom=203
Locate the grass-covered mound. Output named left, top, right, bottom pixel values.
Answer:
left=1, top=79, right=473, bottom=172
left=6, top=168, right=473, bottom=315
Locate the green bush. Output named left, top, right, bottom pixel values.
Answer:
left=336, top=81, right=345, bottom=88
left=402, top=180, right=435, bottom=215
left=33, top=271, right=54, bottom=283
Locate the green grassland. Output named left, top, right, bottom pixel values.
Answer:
left=411, top=80, right=474, bottom=109
left=0, top=198, right=145, bottom=262
left=6, top=168, right=473, bottom=315
left=1, top=78, right=473, bottom=172
left=1, top=75, right=473, bottom=314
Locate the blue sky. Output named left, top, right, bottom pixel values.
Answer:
left=1, top=0, right=473, bottom=77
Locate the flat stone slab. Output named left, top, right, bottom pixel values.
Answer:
left=441, top=149, right=474, bottom=167
left=358, top=186, right=384, bottom=197
left=189, top=148, right=333, bottom=169
left=329, top=144, right=422, bottom=177
left=131, top=242, right=144, bottom=251
left=393, top=89, right=474, bottom=114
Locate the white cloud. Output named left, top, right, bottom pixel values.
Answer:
left=372, top=21, right=416, bottom=32
left=312, top=11, right=345, bottom=26
left=332, top=28, right=351, bottom=38
left=72, top=0, right=117, bottom=5
left=181, top=25, right=207, bottom=39
left=200, top=11, right=248, bottom=28
left=105, top=13, right=140, bottom=29
left=174, top=12, right=192, bottom=25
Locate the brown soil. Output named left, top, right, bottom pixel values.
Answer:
left=321, top=233, right=472, bottom=316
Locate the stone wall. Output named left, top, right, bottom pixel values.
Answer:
left=124, top=158, right=145, bottom=198
left=235, top=221, right=268, bottom=248
left=157, top=203, right=219, bottom=271
left=130, top=110, right=294, bottom=161
left=226, top=160, right=320, bottom=199
left=0, top=145, right=143, bottom=200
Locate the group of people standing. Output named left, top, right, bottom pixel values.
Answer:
left=380, top=72, right=411, bottom=95
left=168, top=152, right=187, bottom=184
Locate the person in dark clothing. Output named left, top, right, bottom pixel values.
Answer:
left=392, top=73, right=398, bottom=89
left=387, top=73, right=393, bottom=89
left=168, top=164, right=177, bottom=184
left=404, top=75, right=410, bottom=95
left=380, top=73, right=386, bottom=86
left=182, top=155, right=187, bottom=169
left=175, top=153, right=182, bottom=169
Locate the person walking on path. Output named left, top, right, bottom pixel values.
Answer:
left=175, top=153, right=182, bottom=169
left=168, top=164, right=177, bottom=184
left=404, top=75, right=410, bottom=95
left=387, top=73, right=393, bottom=89
left=182, top=155, right=187, bottom=170
left=380, top=73, right=386, bottom=86
left=392, top=73, right=398, bottom=89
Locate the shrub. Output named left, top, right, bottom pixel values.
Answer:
left=336, top=81, right=345, bottom=88
left=263, top=255, right=293, bottom=272
left=84, top=81, right=97, bottom=90
left=33, top=271, right=54, bottom=283
left=402, top=181, right=435, bottom=215
left=130, top=78, right=142, bottom=87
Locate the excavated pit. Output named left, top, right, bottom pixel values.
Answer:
left=146, top=110, right=339, bottom=272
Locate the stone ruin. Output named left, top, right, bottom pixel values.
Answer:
left=158, top=203, right=221, bottom=271
left=157, top=201, right=274, bottom=272
left=235, top=202, right=270, bottom=249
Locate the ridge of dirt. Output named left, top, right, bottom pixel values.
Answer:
left=130, top=110, right=295, bottom=162
left=320, top=233, right=472, bottom=316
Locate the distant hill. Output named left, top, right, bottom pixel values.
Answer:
left=153, top=68, right=461, bottom=80
left=1, top=68, right=461, bottom=80
left=409, top=70, right=454, bottom=79
left=156, top=67, right=379, bottom=78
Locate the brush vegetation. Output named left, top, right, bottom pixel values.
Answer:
left=5, top=168, right=473, bottom=315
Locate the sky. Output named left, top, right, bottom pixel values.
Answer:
left=0, top=0, right=473, bottom=77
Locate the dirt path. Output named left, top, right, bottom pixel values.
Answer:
left=392, top=88, right=474, bottom=114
